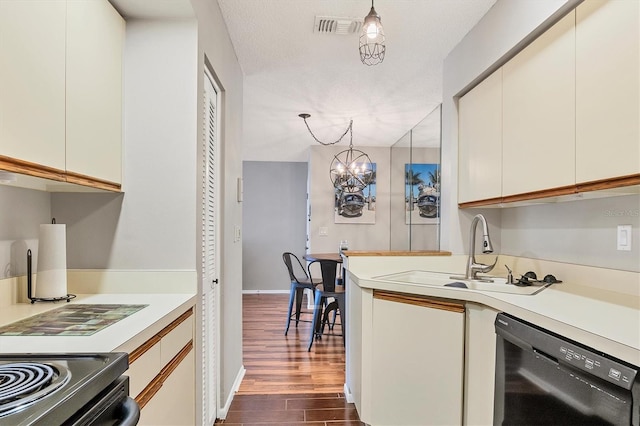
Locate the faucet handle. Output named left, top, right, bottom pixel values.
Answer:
left=505, top=264, right=514, bottom=284
left=476, top=256, right=497, bottom=273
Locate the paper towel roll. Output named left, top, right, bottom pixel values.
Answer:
left=35, top=223, right=68, bottom=299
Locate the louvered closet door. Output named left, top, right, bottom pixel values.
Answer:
left=202, top=69, right=220, bottom=425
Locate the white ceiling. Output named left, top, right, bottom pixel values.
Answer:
left=111, top=0, right=497, bottom=162
left=217, top=0, right=496, bottom=162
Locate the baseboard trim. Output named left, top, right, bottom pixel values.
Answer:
left=218, top=366, right=246, bottom=419
left=343, top=383, right=354, bottom=403
left=242, top=289, right=289, bottom=294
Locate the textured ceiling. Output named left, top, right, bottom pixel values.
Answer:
left=110, top=0, right=497, bottom=162
left=217, top=0, right=496, bottom=162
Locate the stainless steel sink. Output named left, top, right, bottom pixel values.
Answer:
left=372, top=270, right=551, bottom=295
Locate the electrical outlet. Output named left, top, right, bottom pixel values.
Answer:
left=319, top=227, right=328, bottom=236
left=617, top=225, right=632, bottom=251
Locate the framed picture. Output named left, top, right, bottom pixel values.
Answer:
left=405, top=163, right=440, bottom=224
left=334, top=163, right=376, bottom=224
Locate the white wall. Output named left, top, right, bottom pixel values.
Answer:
left=191, top=0, right=245, bottom=414
left=52, top=20, right=199, bottom=270
left=309, top=145, right=391, bottom=253
left=242, top=161, right=308, bottom=291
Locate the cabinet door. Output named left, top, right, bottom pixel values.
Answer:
left=458, top=69, right=502, bottom=203
left=464, top=304, right=499, bottom=426
left=502, top=12, right=575, bottom=196
left=370, top=294, right=464, bottom=425
left=576, top=0, right=639, bottom=183
left=138, top=349, right=195, bottom=426
left=66, top=0, right=124, bottom=184
left=0, top=0, right=66, bottom=170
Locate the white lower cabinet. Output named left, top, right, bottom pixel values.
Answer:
left=362, top=291, right=465, bottom=426
left=124, top=309, right=195, bottom=425
left=138, top=349, right=195, bottom=426
left=464, top=304, right=499, bottom=425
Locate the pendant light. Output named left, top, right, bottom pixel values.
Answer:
left=359, top=0, right=385, bottom=66
left=298, top=113, right=373, bottom=192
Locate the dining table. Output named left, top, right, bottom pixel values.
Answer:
left=302, top=252, right=343, bottom=263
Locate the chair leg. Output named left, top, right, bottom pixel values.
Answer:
left=308, top=290, right=324, bottom=351
left=294, top=287, right=305, bottom=326
left=284, top=283, right=296, bottom=336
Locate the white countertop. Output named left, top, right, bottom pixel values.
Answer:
left=346, top=255, right=640, bottom=366
left=0, top=293, right=196, bottom=354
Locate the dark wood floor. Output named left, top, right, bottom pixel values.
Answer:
left=215, top=294, right=362, bottom=425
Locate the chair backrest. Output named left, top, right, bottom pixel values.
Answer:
left=282, top=252, right=308, bottom=284
left=307, top=259, right=340, bottom=292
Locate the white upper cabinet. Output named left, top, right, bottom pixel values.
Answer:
left=502, top=12, right=576, bottom=197
left=458, top=69, right=502, bottom=204
left=0, top=0, right=66, bottom=170
left=66, top=0, right=124, bottom=185
left=575, top=0, right=639, bottom=183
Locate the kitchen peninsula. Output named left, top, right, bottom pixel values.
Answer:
left=342, top=252, right=640, bottom=426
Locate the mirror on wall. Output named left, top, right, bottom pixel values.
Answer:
left=390, top=105, right=441, bottom=250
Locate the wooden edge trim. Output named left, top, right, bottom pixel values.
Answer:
left=129, top=308, right=193, bottom=363
left=577, top=174, right=640, bottom=193
left=342, top=250, right=452, bottom=257
left=458, top=197, right=503, bottom=209
left=135, top=340, right=194, bottom=409
left=158, top=307, right=194, bottom=338
left=129, top=335, right=161, bottom=364
left=65, top=171, right=121, bottom=192
left=501, top=185, right=577, bottom=204
left=459, top=175, right=640, bottom=209
left=373, top=290, right=465, bottom=313
left=0, top=156, right=66, bottom=182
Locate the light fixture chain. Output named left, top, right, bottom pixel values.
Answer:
left=302, top=116, right=353, bottom=146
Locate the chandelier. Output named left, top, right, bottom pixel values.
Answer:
left=359, top=0, right=385, bottom=66
left=298, top=113, right=373, bottom=193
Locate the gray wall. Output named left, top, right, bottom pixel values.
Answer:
left=242, top=161, right=308, bottom=291
left=0, top=185, right=51, bottom=279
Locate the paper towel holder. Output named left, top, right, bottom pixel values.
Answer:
left=26, top=249, right=76, bottom=304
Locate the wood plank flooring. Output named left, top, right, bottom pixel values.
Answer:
left=215, top=294, right=362, bottom=425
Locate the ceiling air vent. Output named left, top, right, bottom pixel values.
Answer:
left=314, top=16, right=363, bottom=35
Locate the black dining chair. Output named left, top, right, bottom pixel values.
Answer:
left=306, top=259, right=345, bottom=351
left=283, top=252, right=319, bottom=335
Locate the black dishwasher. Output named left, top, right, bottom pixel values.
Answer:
left=494, top=313, right=640, bottom=425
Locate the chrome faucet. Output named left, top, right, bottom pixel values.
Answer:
left=452, top=214, right=497, bottom=281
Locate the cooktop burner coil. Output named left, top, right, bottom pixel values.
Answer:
left=0, top=362, right=70, bottom=418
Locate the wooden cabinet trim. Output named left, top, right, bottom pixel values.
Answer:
left=158, top=308, right=194, bottom=338
left=65, top=171, right=121, bottom=192
left=0, top=156, right=66, bottom=182
left=0, top=156, right=121, bottom=192
left=459, top=175, right=640, bottom=208
left=135, top=340, right=193, bottom=409
left=577, top=174, right=640, bottom=193
left=129, top=335, right=162, bottom=364
left=343, top=250, right=452, bottom=257
left=129, top=308, right=193, bottom=364
left=373, top=290, right=465, bottom=313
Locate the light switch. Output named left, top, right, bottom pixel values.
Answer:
left=617, top=225, right=632, bottom=251
left=234, top=225, right=241, bottom=242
